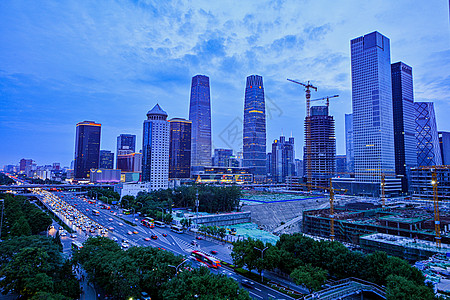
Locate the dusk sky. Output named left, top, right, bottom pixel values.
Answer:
left=1, top=0, right=449, bottom=168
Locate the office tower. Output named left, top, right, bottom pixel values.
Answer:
left=99, top=150, right=114, bottom=169
left=189, top=75, right=212, bottom=168
left=308, top=106, right=336, bottom=187
left=336, top=155, right=347, bottom=174
left=52, top=163, right=61, bottom=171
left=19, top=159, right=32, bottom=171
left=391, top=62, right=417, bottom=192
left=415, top=102, right=442, bottom=166
left=213, top=149, right=233, bottom=167
left=351, top=31, right=395, bottom=181
left=243, top=75, right=267, bottom=181
left=117, top=134, right=136, bottom=167
left=169, top=118, right=192, bottom=178
left=142, top=104, right=169, bottom=189
left=117, top=153, right=142, bottom=172
left=271, top=136, right=295, bottom=183
left=74, top=121, right=101, bottom=179
left=266, top=153, right=272, bottom=178
left=345, top=114, right=354, bottom=173
left=439, top=132, right=450, bottom=165
left=295, top=159, right=303, bottom=177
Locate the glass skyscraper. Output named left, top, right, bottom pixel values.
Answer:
left=415, top=102, right=442, bottom=166
left=74, top=121, right=101, bottom=179
left=189, top=75, right=212, bottom=168
left=439, top=131, right=450, bottom=165
left=271, top=135, right=295, bottom=183
left=351, top=31, right=395, bottom=181
left=169, top=118, right=191, bottom=178
left=345, top=113, right=354, bottom=173
left=99, top=150, right=114, bottom=169
left=243, top=75, right=266, bottom=181
left=117, top=134, right=136, bottom=153
left=391, top=62, right=417, bottom=192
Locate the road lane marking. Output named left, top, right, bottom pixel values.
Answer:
left=255, top=288, right=261, bottom=292
left=248, top=291, right=263, bottom=299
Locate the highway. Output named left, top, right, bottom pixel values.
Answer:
left=35, top=189, right=293, bottom=300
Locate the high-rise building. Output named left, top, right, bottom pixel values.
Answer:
left=117, top=134, right=136, bottom=168
left=345, top=114, right=354, bottom=173
left=142, top=104, right=169, bottom=189
left=415, top=102, right=442, bottom=166
left=266, top=153, right=272, bottom=179
left=169, top=118, right=191, bottom=179
left=19, top=159, right=33, bottom=171
left=213, top=149, right=233, bottom=167
left=307, top=106, right=336, bottom=187
left=271, top=136, right=295, bottom=183
left=439, top=131, right=450, bottom=165
left=74, top=121, right=101, bottom=179
left=295, top=159, right=303, bottom=178
left=189, top=75, right=212, bottom=168
left=243, top=75, right=266, bottom=182
left=391, top=62, right=417, bottom=192
left=351, top=31, right=395, bottom=181
left=117, top=153, right=142, bottom=172
left=99, top=150, right=114, bottom=169
left=336, top=155, right=347, bottom=174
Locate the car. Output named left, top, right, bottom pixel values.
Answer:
left=133, top=230, right=138, bottom=234
left=118, top=223, right=123, bottom=226
left=191, top=240, right=197, bottom=246
left=241, top=279, right=255, bottom=288
left=85, top=208, right=89, bottom=211
left=89, top=228, right=96, bottom=233
left=210, top=250, right=218, bottom=255
left=113, top=212, right=117, bottom=216
left=108, top=226, right=114, bottom=231
left=196, top=236, right=203, bottom=240
left=60, top=231, right=67, bottom=236
left=162, top=233, right=168, bottom=237
left=70, top=233, right=77, bottom=238
left=121, top=243, right=129, bottom=248
left=108, top=218, right=113, bottom=222
left=144, top=237, right=151, bottom=241
left=111, top=237, right=118, bottom=242
left=127, top=231, right=133, bottom=235
left=151, top=235, right=158, bottom=240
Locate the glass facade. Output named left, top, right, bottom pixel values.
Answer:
left=345, top=113, right=354, bottom=173
left=439, top=131, right=450, bottom=165
left=415, top=102, right=442, bottom=166
left=391, top=61, right=417, bottom=192
left=243, top=75, right=266, bottom=181
left=351, top=31, right=395, bottom=182
left=117, top=134, right=136, bottom=152
left=74, top=121, right=101, bottom=179
left=169, top=118, right=191, bottom=178
left=189, top=75, right=212, bottom=167
left=271, top=136, right=295, bottom=183
left=99, top=150, right=114, bottom=169
left=213, top=149, right=233, bottom=167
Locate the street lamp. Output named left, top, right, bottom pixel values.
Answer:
left=168, top=259, right=188, bottom=276
left=156, top=206, right=165, bottom=223
left=254, top=246, right=269, bottom=282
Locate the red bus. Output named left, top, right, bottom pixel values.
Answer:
left=191, top=250, right=221, bottom=269
left=141, top=217, right=154, bottom=229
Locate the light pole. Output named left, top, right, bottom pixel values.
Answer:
left=0, top=199, right=4, bottom=241
left=168, top=259, right=188, bottom=276
left=254, top=246, right=269, bottom=282
left=156, top=206, right=164, bottom=223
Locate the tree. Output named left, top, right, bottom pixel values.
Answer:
left=290, top=264, right=327, bottom=293
left=218, top=227, right=226, bottom=241
left=386, top=275, right=435, bottom=300
left=10, top=216, right=32, bottom=236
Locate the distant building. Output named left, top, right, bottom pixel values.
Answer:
left=336, top=155, right=347, bottom=174
left=243, top=75, right=266, bottom=182
left=121, top=172, right=141, bottom=183
left=228, top=156, right=240, bottom=168
left=52, top=163, right=61, bottom=171
left=266, top=153, right=272, bottom=179
left=117, top=134, right=136, bottom=168
left=415, top=102, right=442, bottom=166
left=295, top=159, right=303, bottom=178
left=114, top=182, right=150, bottom=199
left=99, top=150, right=114, bottom=169
left=213, top=149, right=233, bottom=167
left=345, top=114, right=354, bottom=173
left=89, top=169, right=121, bottom=183
left=169, top=118, right=191, bottom=179
left=192, top=166, right=253, bottom=184
left=74, top=121, right=101, bottom=179
left=19, top=159, right=34, bottom=177
left=117, top=153, right=142, bottom=173
left=271, top=136, right=295, bottom=183
left=142, top=104, right=169, bottom=190
left=189, top=75, right=212, bottom=168
left=439, top=131, right=450, bottom=165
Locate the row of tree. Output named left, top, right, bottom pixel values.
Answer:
left=199, top=225, right=227, bottom=240
left=232, top=234, right=437, bottom=299
left=86, top=187, right=120, bottom=204
left=73, top=236, right=250, bottom=300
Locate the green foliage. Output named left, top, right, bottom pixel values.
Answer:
left=86, top=187, right=120, bottom=201
left=290, top=264, right=327, bottom=292
left=0, top=173, right=15, bottom=185
left=386, top=274, right=435, bottom=300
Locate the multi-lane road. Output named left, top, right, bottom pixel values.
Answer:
left=35, top=189, right=293, bottom=300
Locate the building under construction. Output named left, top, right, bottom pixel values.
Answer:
left=303, top=202, right=450, bottom=246
left=411, top=166, right=450, bottom=201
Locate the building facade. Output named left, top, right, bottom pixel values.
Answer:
left=345, top=114, right=354, bottom=173
left=189, top=75, right=212, bottom=168
left=391, top=62, right=417, bottom=192
left=271, top=136, right=295, bottom=183
left=74, top=121, right=101, bottom=179
left=415, top=102, right=442, bottom=166
left=213, top=149, right=233, bottom=167
left=439, top=131, right=450, bottom=165
left=169, top=118, right=191, bottom=179
left=89, top=169, right=121, bottom=183
left=142, top=104, right=170, bottom=190
left=99, top=150, right=114, bottom=169
left=336, top=155, right=347, bottom=174
left=116, top=134, right=136, bottom=168
left=351, top=31, right=395, bottom=182
left=117, top=152, right=142, bottom=173
left=411, top=166, right=450, bottom=201
left=243, top=75, right=266, bottom=182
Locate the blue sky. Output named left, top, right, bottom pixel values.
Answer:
left=1, top=0, right=449, bottom=167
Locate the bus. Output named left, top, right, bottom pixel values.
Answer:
left=123, top=209, right=132, bottom=215
left=191, top=250, right=221, bottom=269
left=170, top=225, right=184, bottom=233
left=71, top=241, right=83, bottom=251
left=141, top=217, right=155, bottom=229
left=92, top=210, right=100, bottom=216
left=154, top=220, right=166, bottom=228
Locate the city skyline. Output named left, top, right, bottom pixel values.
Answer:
left=0, top=1, right=449, bottom=167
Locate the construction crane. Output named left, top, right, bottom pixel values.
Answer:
left=311, top=94, right=339, bottom=107
left=287, top=79, right=318, bottom=190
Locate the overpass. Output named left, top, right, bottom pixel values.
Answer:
left=0, top=184, right=114, bottom=191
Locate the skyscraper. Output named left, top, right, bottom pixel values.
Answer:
left=99, top=150, right=114, bottom=169
left=117, top=134, right=136, bottom=167
left=243, top=75, right=266, bottom=181
left=391, top=62, right=417, bottom=192
left=189, top=75, right=212, bottom=168
left=307, top=106, right=336, bottom=187
left=117, top=153, right=142, bottom=173
left=345, top=114, right=354, bottom=173
left=213, top=149, right=233, bottom=167
left=415, top=102, right=442, bottom=166
left=351, top=31, right=395, bottom=181
left=74, top=121, right=101, bottom=179
left=439, top=131, right=450, bottom=165
left=271, top=136, right=295, bottom=183
left=169, top=118, right=191, bottom=179
left=336, top=155, right=347, bottom=174
left=142, top=104, right=170, bottom=189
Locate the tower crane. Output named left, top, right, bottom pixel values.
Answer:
left=311, top=94, right=339, bottom=107
left=287, top=79, right=318, bottom=190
